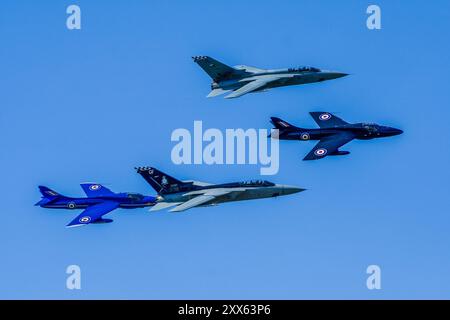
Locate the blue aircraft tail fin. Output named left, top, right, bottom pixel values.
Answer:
left=36, top=186, right=64, bottom=206
left=38, top=186, right=61, bottom=198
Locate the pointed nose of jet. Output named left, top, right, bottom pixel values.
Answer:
left=321, top=70, right=349, bottom=80
left=330, top=71, right=349, bottom=79
left=280, top=185, right=307, bottom=195
left=393, top=128, right=403, bottom=136
left=382, top=126, right=404, bottom=137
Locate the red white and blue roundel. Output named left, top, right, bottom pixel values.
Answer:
left=314, top=148, right=328, bottom=156
left=301, top=133, right=310, bottom=140
left=319, top=113, right=331, bottom=121
left=68, top=202, right=76, bottom=209
left=79, top=216, right=91, bottom=223
left=89, top=184, right=101, bottom=191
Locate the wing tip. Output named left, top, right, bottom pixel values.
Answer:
left=66, top=223, right=87, bottom=229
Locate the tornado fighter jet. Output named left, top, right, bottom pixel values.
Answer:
left=270, top=112, right=403, bottom=161
left=35, top=183, right=157, bottom=227
left=135, top=167, right=305, bottom=212
left=193, top=56, right=348, bottom=99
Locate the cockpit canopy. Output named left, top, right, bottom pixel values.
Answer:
left=127, top=193, right=144, bottom=200
left=240, top=180, right=275, bottom=187
left=362, top=123, right=379, bottom=132
left=288, top=66, right=321, bottom=73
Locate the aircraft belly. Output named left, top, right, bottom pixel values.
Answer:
left=211, top=189, right=279, bottom=204
left=276, top=75, right=320, bottom=87
left=218, top=80, right=246, bottom=91
left=162, top=193, right=191, bottom=203
left=119, top=203, right=146, bottom=208
left=162, top=188, right=282, bottom=209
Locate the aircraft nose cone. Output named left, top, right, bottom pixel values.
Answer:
left=322, top=70, right=349, bottom=80
left=282, top=185, right=307, bottom=195
left=333, top=72, right=349, bottom=79
left=144, top=196, right=157, bottom=203
left=386, top=127, right=403, bottom=136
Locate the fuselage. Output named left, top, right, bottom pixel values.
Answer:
left=159, top=181, right=304, bottom=204
left=37, top=193, right=156, bottom=210
left=213, top=67, right=348, bottom=91
left=276, top=123, right=403, bottom=141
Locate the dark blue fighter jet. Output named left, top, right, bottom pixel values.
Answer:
left=270, top=112, right=403, bottom=161
left=35, top=183, right=157, bottom=227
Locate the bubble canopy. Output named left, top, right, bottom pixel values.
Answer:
left=288, top=66, right=321, bottom=73
left=239, top=180, right=275, bottom=187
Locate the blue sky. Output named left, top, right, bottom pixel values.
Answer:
left=1, top=0, right=449, bottom=299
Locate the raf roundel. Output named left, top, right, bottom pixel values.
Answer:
left=68, top=202, right=76, bottom=209
left=314, top=148, right=328, bottom=156
left=301, top=133, right=310, bottom=140
left=319, top=113, right=331, bottom=121
left=79, top=216, right=91, bottom=223
left=89, top=184, right=100, bottom=191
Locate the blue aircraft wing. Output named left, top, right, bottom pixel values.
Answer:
left=66, top=201, right=119, bottom=228
left=303, top=132, right=356, bottom=161
left=80, top=183, right=116, bottom=197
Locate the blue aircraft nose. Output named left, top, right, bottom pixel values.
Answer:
left=143, top=196, right=157, bottom=203
left=383, top=127, right=403, bottom=136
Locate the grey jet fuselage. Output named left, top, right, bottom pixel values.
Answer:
left=160, top=181, right=304, bottom=205
left=213, top=68, right=348, bottom=92
left=136, top=167, right=305, bottom=212
left=193, top=56, right=348, bottom=99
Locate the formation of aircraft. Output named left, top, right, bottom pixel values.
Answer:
left=193, top=56, right=348, bottom=99
left=36, top=169, right=304, bottom=226
left=35, top=183, right=157, bottom=227
left=36, top=56, right=403, bottom=227
left=135, top=167, right=305, bottom=212
left=270, top=112, right=403, bottom=160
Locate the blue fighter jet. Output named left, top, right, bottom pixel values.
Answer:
left=35, top=183, right=157, bottom=228
left=270, top=112, right=403, bottom=160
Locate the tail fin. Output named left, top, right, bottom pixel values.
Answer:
left=36, top=186, right=63, bottom=206
left=192, top=56, right=246, bottom=81
left=135, top=167, right=188, bottom=194
left=38, top=186, right=61, bottom=198
left=270, top=117, right=300, bottom=131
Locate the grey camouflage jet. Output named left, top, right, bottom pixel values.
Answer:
left=193, top=56, right=348, bottom=99
left=135, top=167, right=305, bottom=212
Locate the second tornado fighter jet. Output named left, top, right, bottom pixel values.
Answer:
left=135, top=167, right=305, bottom=212
left=270, top=112, right=403, bottom=161
left=193, top=56, right=348, bottom=99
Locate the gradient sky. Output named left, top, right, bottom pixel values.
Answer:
left=1, top=0, right=449, bottom=299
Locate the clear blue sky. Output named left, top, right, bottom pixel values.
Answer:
left=1, top=0, right=449, bottom=299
